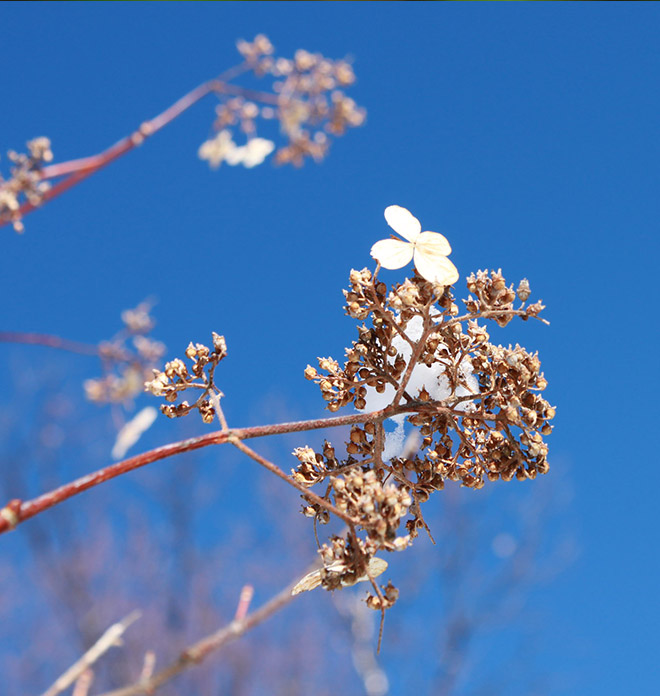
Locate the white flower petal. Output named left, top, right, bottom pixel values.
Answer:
left=414, top=250, right=459, bottom=285
left=241, top=138, right=275, bottom=168
left=384, top=205, right=421, bottom=242
left=291, top=557, right=388, bottom=595
left=291, top=568, right=324, bottom=595
left=111, top=406, right=158, bottom=460
left=371, top=238, right=414, bottom=270
left=198, top=130, right=237, bottom=169
left=225, top=145, right=245, bottom=166
left=416, top=230, right=452, bottom=257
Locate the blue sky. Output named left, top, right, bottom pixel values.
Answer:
left=1, top=3, right=659, bottom=694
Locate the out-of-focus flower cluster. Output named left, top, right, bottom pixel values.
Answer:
left=84, top=302, right=166, bottom=407
left=198, top=34, right=365, bottom=170
left=144, top=332, right=227, bottom=423
left=0, top=137, right=53, bottom=233
left=295, top=259, right=553, bottom=606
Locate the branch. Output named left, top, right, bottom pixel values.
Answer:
left=0, top=331, right=100, bottom=356
left=0, top=66, right=248, bottom=229
left=0, top=404, right=425, bottom=536
left=230, top=437, right=359, bottom=527
left=98, top=580, right=298, bottom=696
left=41, top=611, right=141, bottom=696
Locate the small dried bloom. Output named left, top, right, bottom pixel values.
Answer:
left=1, top=137, right=54, bottom=233
left=517, top=278, right=531, bottom=302
left=237, top=34, right=274, bottom=64
left=27, top=137, right=53, bottom=163
left=145, top=333, right=228, bottom=422
left=121, top=303, right=155, bottom=333
left=366, top=581, right=399, bottom=610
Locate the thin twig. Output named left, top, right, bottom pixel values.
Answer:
left=40, top=611, right=141, bottom=696
left=229, top=438, right=359, bottom=527
left=98, top=581, right=298, bottom=696
left=234, top=585, right=254, bottom=622
left=72, top=671, right=94, bottom=696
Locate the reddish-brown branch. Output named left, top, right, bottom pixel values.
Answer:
left=0, top=66, right=259, bottom=229
left=0, top=331, right=100, bottom=356
left=0, top=404, right=423, bottom=536
left=230, top=438, right=359, bottom=527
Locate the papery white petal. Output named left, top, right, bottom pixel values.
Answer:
left=291, top=557, right=388, bottom=595
left=414, top=250, right=459, bottom=285
left=241, top=138, right=275, bottom=168
left=111, top=407, right=158, bottom=460
left=416, top=230, right=452, bottom=257
left=362, top=557, right=388, bottom=580
left=225, top=145, right=245, bottom=166
left=370, top=238, right=414, bottom=269
left=384, top=205, right=421, bottom=242
left=291, top=568, right=324, bottom=595
left=198, top=130, right=237, bottom=169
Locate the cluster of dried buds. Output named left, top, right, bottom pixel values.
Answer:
left=142, top=205, right=552, bottom=620
left=198, top=34, right=365, bottom=170
left=84, top=302, right=166, bottom=407
left=144, top=332, right=227, bottom=423
left=0, top=137, right=53, bottom=233
left=294, top=265, right=553, bottom=609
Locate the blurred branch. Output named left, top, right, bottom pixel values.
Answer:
left=0, top=331, right=99, bottom=356
left=99, top=580, right=298, bottom=696
left=41, top=610, right=141, bottom=696
left=0, top=65, right=247, bottom=229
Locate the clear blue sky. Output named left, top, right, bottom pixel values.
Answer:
left=1, top=3, right=659, bottom=694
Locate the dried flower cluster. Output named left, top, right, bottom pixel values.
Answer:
left=2, top=35, right=365, bottom=235
left=144, top=332, right=227, bottom=423
left=292, top=212, right=553, bottom=610
left=0, top=137, right=53, bottom=233
left=198, top=34, right=365, bottom=169
left=84, top=302, right=165, bottom=406
left=145, top=206, right=552, bottom=620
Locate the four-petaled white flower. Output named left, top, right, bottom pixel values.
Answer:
left=371, top=205, right=459, bottom=285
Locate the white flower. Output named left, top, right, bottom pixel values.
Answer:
left=199, top=132, right=275, bottom=169
left=370, top=205, right=459, bottom=285
left=198, top=130, right=240, bottom=169
left=238, top=137, right=275, bottom=168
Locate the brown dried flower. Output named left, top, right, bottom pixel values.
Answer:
left=145, top=332, right=227, bottom=423
left=292, top=214, right=553, bottom=611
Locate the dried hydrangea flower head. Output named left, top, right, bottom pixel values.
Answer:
left=371, top=205, right=459, bottom=286
left=146, top=205, right=553, bottom=628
